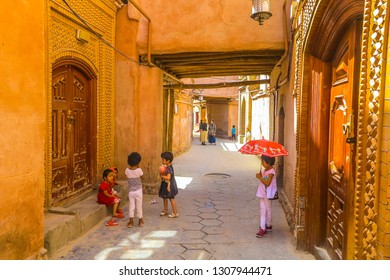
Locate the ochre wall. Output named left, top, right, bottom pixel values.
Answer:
left=137, top=66, right=164, bottom=194
left=115, top=4, right=193, bottom=193
left=136, top=0, right=285, bottom=53
left=172, top=93, right=193, bottom=155
left=228, top=100, right=239, bottom=139
left=115, top=7, right=167, bottom=194
left=115, top=7, right=141, bottom=180
left=206, top=100, right=230, bottom=139
left=0, top=1, right=46, bottom=259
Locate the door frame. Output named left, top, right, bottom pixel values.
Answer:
left=300, top=0, right=364, bottom=259
left=46, top=57, right=97, bottom=209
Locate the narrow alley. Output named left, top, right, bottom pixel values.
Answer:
left=51, top=137, right=314, bottom=260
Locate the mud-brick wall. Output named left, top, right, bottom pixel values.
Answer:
left=115, top=6, right=165, bottom=195
left=0, top=1, right=46, bottom=259
left=172, top=92, right=193, bottom=155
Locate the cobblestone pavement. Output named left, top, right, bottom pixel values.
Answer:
left=51, top=138, right=314, bottom=260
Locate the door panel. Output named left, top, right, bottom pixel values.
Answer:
left=326, top=23, right=359, bottom=260
left=51, top=65, right=93, bottom=206
left=307, top=55, right=331, bottom=251
left=52, top=68, right=70, bottom=201
left=72, top=68, right=90, bottom=192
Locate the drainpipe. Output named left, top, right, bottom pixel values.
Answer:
left=127, top=0, right=151, bottom=63
left=273, top=72, right=282, bottom=141
left=127, top=0, right=183, bottom=85
left=276, top=0, right=289, bottom=68
left=271, top=0, right=289, bottom=141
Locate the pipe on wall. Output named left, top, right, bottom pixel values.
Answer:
left=127, top=0, right=183, bottom=85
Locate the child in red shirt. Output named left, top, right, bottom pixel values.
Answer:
left=97, top=168, right=124, bottom=226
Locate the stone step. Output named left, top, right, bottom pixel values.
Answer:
left=44, top=181, right=128, bottom=258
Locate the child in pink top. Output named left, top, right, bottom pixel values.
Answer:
left=255, top=155, right=277, bottom=237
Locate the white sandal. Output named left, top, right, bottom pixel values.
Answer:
left=168, top=213, right=179, bottom=218
left=160, top=210, right=168, bottom=216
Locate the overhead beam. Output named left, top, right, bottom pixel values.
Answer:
left=164, top=79, right=270, bottom=89
left=177, top=71, right=271, bottom=79
left=149, top=50, right=285, bottom=61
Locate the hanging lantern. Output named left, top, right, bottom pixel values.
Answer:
left=251, top=0, right=272, bottom=25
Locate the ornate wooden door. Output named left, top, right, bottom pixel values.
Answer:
left=52, top=65, right=93, bottom=206
left=326, top=22, right=360, bottom=259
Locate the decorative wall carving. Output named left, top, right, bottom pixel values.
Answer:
left=46, top=0, right=118, bottom=208
left=293, top=0, right=318, bottom=235
left=355, top=0, right=388, bottom=260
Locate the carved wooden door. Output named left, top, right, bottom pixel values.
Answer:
left=52, top=65, right=93, bottom=206
left=326, top=23, right=359, bottom=259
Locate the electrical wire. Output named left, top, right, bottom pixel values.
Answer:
left=62, top=0, right=140, bottom=64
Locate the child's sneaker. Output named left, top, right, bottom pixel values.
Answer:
left=105, top=220, right=118, bottom=227
left=256, top=228, right=266, bottom=238
left=266, top=224, right=272, bottom=232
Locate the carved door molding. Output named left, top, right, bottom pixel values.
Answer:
left=50, top=61, right=97, bottom=207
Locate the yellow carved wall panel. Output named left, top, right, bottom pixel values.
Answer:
left=46, top=0, right=117, bottom=208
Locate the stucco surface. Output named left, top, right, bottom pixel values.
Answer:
left=134, top=0, right=285, bottom=53
left=0, top=1, right=46, bottom=259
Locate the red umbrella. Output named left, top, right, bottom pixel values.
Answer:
left=238, top=138, right=288, bottom=157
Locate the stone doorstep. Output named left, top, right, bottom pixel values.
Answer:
left=44, top=182, right=128, bottom=258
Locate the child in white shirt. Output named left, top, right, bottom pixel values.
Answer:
left=125, top=152, right=144, bottom=228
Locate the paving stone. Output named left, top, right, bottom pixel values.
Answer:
left=200, top=219, right=223, bottom=226
left=182, top=215, right=202, bottom=222
left=49, top=139, right=315, bottom=261
left=203, top=234, right=230, bottom=244
left=212, top=200, right=229, bottom=205
left=199, top=212, right=220, bottom=219
left=181, top=249, right=212, bottom=260
left=182, top=230, right=206, bottom=239
left=218, top=215, right=240, bottom=223
left=201, top=226, right=226, bottom=235
left=209, top=196, right=225, bottom=201
left=182, top=223, right=204, bottom=231
left=179, top=238, right=208, bottom=244
left=215, top=210, right=234, bottom=216
left=197, top=207, right=217, bottom=213
left=214, top=204, right=231, bottom=210
left=182, top=243, right=210, bottom=250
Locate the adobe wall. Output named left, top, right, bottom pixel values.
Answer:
left=206, top=100, right=230, bottom=139
left=228, top=100, right=239, bottom=140
left=116, top=7, right=186, bottom=194
left=115, top=10, right=165, bottom=193
left=0, top=1, right=46, bottom=259
left=115, top=7, right=142, bottom=180
left=136, top=0, right=285, bottom=53
left=172, top=93, right=193, bottom=155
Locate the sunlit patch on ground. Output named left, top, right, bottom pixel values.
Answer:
left=220, top=142, right=243, bottom=152
left=175, top=176, right=193, bottom=189
left=93, top=230, right=178, bottom=259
